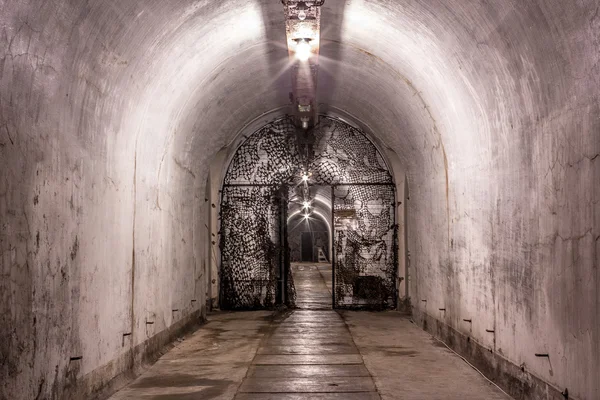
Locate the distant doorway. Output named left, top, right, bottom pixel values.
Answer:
left=288, top=188, right=330, bottom=265
left=301, top=232, right=313, bottom=262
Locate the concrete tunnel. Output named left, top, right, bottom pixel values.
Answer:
left=1, top=1, right=598, bottom=399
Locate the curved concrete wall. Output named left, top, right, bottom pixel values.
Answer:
left=1, top=1, right=598, bottom=399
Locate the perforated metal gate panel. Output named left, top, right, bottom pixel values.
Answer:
left=220, top=186, right=280, bottom=309
left=220, top=115, right=396, bottom=310
left=220, top=119, right=297, bottom=309
left=333, top=185, right=397, bottom=309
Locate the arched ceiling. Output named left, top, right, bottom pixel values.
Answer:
left=4, top=0, right=597, bottom=190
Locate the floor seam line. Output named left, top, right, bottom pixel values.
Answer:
left=338, top=310, right=383, bottom=399
left=232, top=311, right=280, bottom=399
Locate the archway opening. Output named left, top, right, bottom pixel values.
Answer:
left=288, top=189, right=331, bottom=263
left=288, top=185, right=333, bottom=310
left=220, top=115, right=398, bottom=310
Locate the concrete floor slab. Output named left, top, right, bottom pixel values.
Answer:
left=235, top=266, right=380, bottom=399
left=341, top=311, right=511, bottom=400
left=263, top=332, right=351, bottom=339
left=235, top=394, right=382, bottom=400
left=266, top=338, right=353, bottom=346
left=109, top=311, right=272, bottom=400
left=110, top=266, right=511, bottom=400
left=257, top=344, right=357, bottom=354
left=238, top=377, right=377, bottom=393
left=253, top=354, right=365, bottom=365
left=246, top=364, right=371, bottom=378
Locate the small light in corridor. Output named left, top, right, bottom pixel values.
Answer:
left=302, top=173, right=309, bottom=182
left=301, top=117, right=310, bottom=130
left=303, top=201, right=310, bottom=208
left=296, top=1, right=308, bottom=20
left=294, top=39, right=312, bottom=61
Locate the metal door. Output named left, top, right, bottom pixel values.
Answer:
left=332, top=184, right=397, bottom=309
left=220, top=186, right=279, bottom=309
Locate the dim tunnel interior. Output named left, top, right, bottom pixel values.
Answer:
left=1, top=1, right=599, bottom=400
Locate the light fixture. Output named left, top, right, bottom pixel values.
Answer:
left=303, top=201, right=310, bottom=208
left=301, top=173, right=309, bottom=182
left=304, top=213, right=310, bottom=219
left=294, top=39, right=311, bottom=62
left=296, top=1, right=308, bottom=20
left=300, top=117, right=309, bottom=129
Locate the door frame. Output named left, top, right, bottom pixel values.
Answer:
left=209, top=111, right=409, bottom=311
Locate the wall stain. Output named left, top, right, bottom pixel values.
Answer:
left=442, top=143, right=450, bottom=244
left=70, top=235, right=78, bottom=260
left=130, top=147, right=138, bottom=354
left=173, top=156, right=197, bottom=179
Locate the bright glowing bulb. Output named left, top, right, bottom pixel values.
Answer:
left=295, top=40, right=311, bottom=62
left=304, top=213, right=310, bottom=219
left=303, top=201, right=310, bottom=208
left=301, top=173, right=309, bottom=182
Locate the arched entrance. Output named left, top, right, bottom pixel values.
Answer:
left=220, top=116, right=397, bottom=310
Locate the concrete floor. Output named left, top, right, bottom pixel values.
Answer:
left=292, top=263, right=332, bottom=310
left=110, top=265, right=510, bottom=400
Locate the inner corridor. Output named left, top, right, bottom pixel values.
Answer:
left=293, top=263, right=332, bottom=310
left=110, top=265, right=509, bottom=399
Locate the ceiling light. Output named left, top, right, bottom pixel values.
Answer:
left=300, top=117, right=310, bottom=130
left=296, top=1, right=308, bottom=20
left=303, top=201, right=310, bottom=208
left=301, top=173, right=309, bottom=182
left=295, top=39, right=311, bottom=62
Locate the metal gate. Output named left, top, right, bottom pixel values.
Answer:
left=332, top=184, right=397, bottom=309
left=220, top=115, right=396, bottom=309
left=220, top=118, right=298, bottom=309
left=220, top=185, right=289, bottom=309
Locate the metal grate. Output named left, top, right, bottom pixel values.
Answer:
left=309, top=118, right=393, bottom=185
left=333, top=185, right=397, bottom=309
left=220, top=186, right=279, bottom=309
left=224, top=117, right=299, bottom=186
left=224, top=116, right=392, bottom=187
